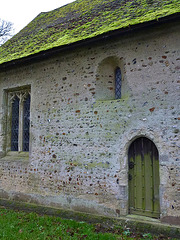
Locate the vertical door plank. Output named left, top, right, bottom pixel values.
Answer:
left=129, top=156, right=135, bottom=211
left=152, top=146, right=160, bottom=214
left=144, top=153, right=153, bottom=212
left=135, top=154, right=143, bottom=210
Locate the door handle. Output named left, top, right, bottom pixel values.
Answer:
left=129, top=174, right=132, bottom=180
left=129, top=162, right=135, bottom=169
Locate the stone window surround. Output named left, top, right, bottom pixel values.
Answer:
left=1, top=85, right=31, bottom=161
left=95, top=56, right=125, bottom=101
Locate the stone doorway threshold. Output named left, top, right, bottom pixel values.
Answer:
left=126, top=214, right=160, bottom=223
left=119, top=214, right=180, bottom=238
left=0, top=198, right=180, bottom=238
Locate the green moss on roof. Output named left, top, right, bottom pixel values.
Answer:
left=0, top=0, right=179, bottom=65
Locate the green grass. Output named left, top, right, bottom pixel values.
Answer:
left=0, top=208, right=122, bottom=240
left=0, top=208, right=177, bottom=239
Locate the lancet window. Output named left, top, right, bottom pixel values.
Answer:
left=115, top=67, right=122, bottom=99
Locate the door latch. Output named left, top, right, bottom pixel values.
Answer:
left=129, top=162, right=135, bottom=169
left=129, top=174, right=132, bottom=180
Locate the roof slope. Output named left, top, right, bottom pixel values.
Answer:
left=0, top=0, right=179, bottom=65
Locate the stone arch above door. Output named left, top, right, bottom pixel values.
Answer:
left=128, top=137, right=160, bottom=218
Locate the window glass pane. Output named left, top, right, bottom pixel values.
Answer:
left=115, top=67, right=121, bottom=99
left=11, top=96, right=19, bottom=151
left=23, top=94, right=30, bottom=151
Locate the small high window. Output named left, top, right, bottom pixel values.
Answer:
left=9, top=89, right=31, bottom=152
left=96, top=56, right=124, bottom=100
left=115, top=67, right=122, bottom=99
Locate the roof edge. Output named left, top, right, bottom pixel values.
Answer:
left=0, top=12, right=179, bottom=71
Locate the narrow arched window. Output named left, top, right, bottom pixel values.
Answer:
left=23, top=94, right=30, bottom=151
left=115, top=67, right=122, bottom=99
left=11, top=96, right=20, bottom=151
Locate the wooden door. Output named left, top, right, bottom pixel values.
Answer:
left=128, top=137, right=160, bottom=218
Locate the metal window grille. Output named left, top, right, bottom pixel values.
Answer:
left=23, top=94, right=30, bottom=151
left=11, top=96, right=19, bottom=151
left=115, top=67, right=122, bottom=99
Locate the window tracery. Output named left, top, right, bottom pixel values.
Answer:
left=8, top=88, right=31, bottom=152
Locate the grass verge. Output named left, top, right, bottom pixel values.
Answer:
left=0, top=207, right=178, bottom=239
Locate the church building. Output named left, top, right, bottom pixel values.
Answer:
left=0, top=0, right=179, bottom=226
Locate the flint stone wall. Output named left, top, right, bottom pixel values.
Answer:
left=0, top=21, right=179, bottom=224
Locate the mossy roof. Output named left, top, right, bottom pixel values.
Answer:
left=0, top=0, right=179, bottom=65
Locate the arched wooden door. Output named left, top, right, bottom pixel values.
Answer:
left=128, top=137, right=160, bottom=218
